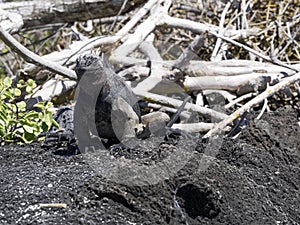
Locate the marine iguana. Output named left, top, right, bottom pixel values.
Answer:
left=41, top=53, right=190, bottom=152
left=74, top=53, right=141, bottom=151
left=41, top=53, right=141, bottom=150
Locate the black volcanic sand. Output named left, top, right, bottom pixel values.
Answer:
left=0, top=106, right=299, bottom=225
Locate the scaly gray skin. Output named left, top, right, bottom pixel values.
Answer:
left=41, top=54, right=141, bottom=149
left=41, top=54, right=190, bottom=150
left=74, top=54, right=141, bottom=148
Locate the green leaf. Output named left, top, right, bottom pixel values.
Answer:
left=12, top=88, right=21, bottom=97
left=3, top=91, right=13, bottom=100
left=52, top=118, right=60, bottom=129
left=44, top=110, right=53, bottom=127
left=23, top=124, right=36, bottom=133
left=17, top=79, right=25, bottom=88
left=27, top=79, right=36, bottom=87
left=25, top=86, right=33, bottom=94
left=0, top=110, right=7, bottom=122
left=26, top=79, right=37, bottom=93
left=8, top=118, right=18, bottom=125
left=20, top=118, right=36, bottom=127
left=1, top=48, right=9, bottom=54
left=41, top=121, right=49, bottom=133
left=0, top=126, right=6, bottom=137
left=0, top=77, right=56, bottom=144
left=0, top=94, right=6, bottom=100
left=3, top=77, right=12, bottom=87
left=44, top=102, right=53, bottom=110
left=7, top=103, right=16, bottom=113
left=33, top=102, right=45, bottom=109
left=1, top=102, right=8, bottom=110
left=0, top=119, right=5, bottom=128
left=22, top=131, right=36, bottom=143
left=24, top=111, right=39, bottom=119
left=16, top=101, right=27, bottom=109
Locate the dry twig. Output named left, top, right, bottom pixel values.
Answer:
left=39, top=203, right=67, bottom=208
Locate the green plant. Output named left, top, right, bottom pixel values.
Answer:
left=0, top=77, right=58, bottom=144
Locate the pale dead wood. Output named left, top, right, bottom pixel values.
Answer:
left=204, top=71, right=300, bottom=138
left=203, top=90, right=236, bottom=102
left=22, top=0, right=160, bottom=76
left=225, top=92, right=255, bottom=109
left=112, top=0, right=172, bottom=58
left=39, top=203, right=67, bottom=208
left=141, top=111, right=170, bottom=126
left=139, top=34, right=162, bottom=62
left=255, top=98, right=268, bottom=121
left=134, top=34, right=168, bottom=94
left=187, top=60, right=300, bottom=77
left=172, top=34, right=205, bottom=69
left=142, top=91, right=227, bottom=121
left=0, top=0, right=146, bottom=30
left=117, top=66, right=150, bottom=79
left=1, top=0, right=299, bottom=139
left=183, top=73, right=281, bottom=92
left=0, top=25, right=77, bottom=80
left=172, top=123, right=231, bottom=133
left=209, top=31, right=299, bottom=73
left=160, top=15, right=261, bottom=39
left=31, top=78, right=77, bottom=102
left=0, top=9, right=23, bottom=32
left=117, top=58, right=300, bottom=78
left=108, top=0, right=129, bottom=32
left=115, top=1, right=172, bottom=95
left=145, top=103, right=191, bottom=120
left=211, top=1, right=231, bottom=61
left=19, top=0, right=274, bottom=77
left=196, top=93, right=204, bottom=107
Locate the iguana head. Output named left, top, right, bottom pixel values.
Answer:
left=75, top=54, right=105, bottom=81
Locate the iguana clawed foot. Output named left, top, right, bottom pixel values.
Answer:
left=39, top=129, right=75, bottom=148
left=39, top=107, right=76, bottom=149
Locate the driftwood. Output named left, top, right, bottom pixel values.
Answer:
left=203, top=71, right=300, bottom=138
left=20, top=0, right=160, bottom=76
left=0, top=26, right=76, bottom=80
left=0, top=0, right=299, bottom=137
left=183, top=73, right=281, bottom=92
left=0, top=0, right=146, bottom=30
left=0, top=9, right=23, bottom=32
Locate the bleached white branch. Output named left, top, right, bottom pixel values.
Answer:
left=0, top=9, right=23, bottom=33
left=204, top=71, right=300, bottom=138
left=160, top=15, right=261, bottom=39
left=139, top=91, right=227, bottom=121
left=211, top=1, right=231, bottom=61
left=183, top=73, right=281, bottom=92
left=0, top=25, right=77, bottom=80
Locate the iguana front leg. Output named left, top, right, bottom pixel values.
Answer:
left=110, top=96, right=140, bottom=149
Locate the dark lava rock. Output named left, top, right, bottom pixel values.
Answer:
left=0, top=106, right=299, bottom=224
